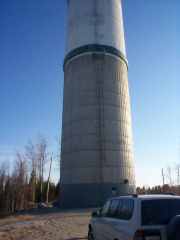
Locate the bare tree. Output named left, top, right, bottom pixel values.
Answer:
left=25, top=140, right=37, bottom=203
left=162, top=168, right=165, bottom=192
left=14, top=151, right=27, bottom=210
left=165, top=165, right=174, bottom=191
left=46, top=153, right=53, bottom=205
left=0, top=160, right=9, bottom=213
left=37, top=134, right=49, bottom=195
left=10, top=171, right=17, bottom=212
left=174, top=162, right=180, bottom=195
left=55, top=136, right=61, bottom=167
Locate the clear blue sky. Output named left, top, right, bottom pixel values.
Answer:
left=0, top=0, right=180, bottom=187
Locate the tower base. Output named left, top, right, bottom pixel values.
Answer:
left=59, top=183, right=136, bottom=208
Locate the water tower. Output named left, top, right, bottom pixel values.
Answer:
left=60, top=0, right=136, bottom=208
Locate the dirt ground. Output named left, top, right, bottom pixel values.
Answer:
left=0, top=208, right=99, bottom=240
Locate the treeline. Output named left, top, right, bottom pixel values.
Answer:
left=0, top=134, right=60, bottom=215
left=137, top=163, right=180, bottom=196
left=136, top=184, right=180, bottom=195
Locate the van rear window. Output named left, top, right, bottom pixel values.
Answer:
left=141, top=199, right=180, bottom=225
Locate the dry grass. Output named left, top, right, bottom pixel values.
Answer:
left=0, top=226, right=36, bottom=240
left=0, top=208, right=96, bottom=239
left=0, top=214, right=35, bottom=224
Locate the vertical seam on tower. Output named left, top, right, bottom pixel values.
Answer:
left=94, top=0, right=97, bottom=44
left=99, top=54, right=105, bottom=185
left=95, top=0, right=105, bottom=201
left=70, top=62, right=73, bottom=206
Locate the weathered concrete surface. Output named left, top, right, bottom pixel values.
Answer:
left=60, top=53, right=135, bottom=207
left=60, top=0, right=136, bottom=208
left=66, top=0, right=126, bottom=56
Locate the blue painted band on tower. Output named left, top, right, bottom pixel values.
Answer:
left=64, top=44, right=128, bottom=69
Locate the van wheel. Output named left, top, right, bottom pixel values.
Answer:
left=88, top=229, right=94, bottom=240
left=167, top=215, right=180, bottom=240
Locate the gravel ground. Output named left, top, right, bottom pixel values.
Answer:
left=0, top=208, right=99, bottom=240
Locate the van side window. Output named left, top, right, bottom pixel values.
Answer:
left=99, top=200, right=111, bottom=217
left=119, top=199, right=134, bottom=220
left=108, top=200, right=120, bottom=218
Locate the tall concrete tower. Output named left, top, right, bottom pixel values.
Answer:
left=60, top=0, right=136, bottom=208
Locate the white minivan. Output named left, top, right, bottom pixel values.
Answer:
left=88, top=194, right=180, bottom=240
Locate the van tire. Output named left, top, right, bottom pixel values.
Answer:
left=167, top=215, right=180, bottom=240
left=88, top=228, right=94, bottom=240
